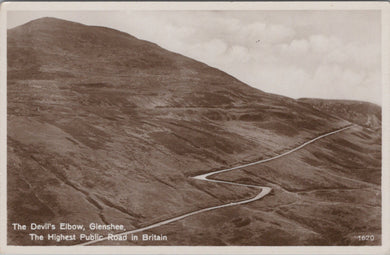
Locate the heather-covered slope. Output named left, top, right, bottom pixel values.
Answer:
left=7, top=17, right=380, bottom=245
left=298, top=98, right=381, bottom=129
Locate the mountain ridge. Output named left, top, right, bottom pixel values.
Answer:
left=8, top=17, right=258, bottom=93
left=298, top=98, right=381, bottom=129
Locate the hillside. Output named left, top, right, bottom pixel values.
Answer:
left=298, top=98, right=381, bottom=129
left=7, top=17, right=381, bottom=246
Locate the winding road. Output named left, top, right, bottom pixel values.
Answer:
left=78, top=125, right=352, bottom=246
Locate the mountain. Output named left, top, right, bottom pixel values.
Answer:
left=7, top=17, right=381, bottom=246
left=298, top=98, right=381, bottom=129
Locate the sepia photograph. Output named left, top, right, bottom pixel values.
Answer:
left=0, top=1, right=389, bottom=254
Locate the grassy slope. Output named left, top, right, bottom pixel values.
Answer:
left=298, top=98, right=381, bottom=129
left=96, top=125, right=381, bottom=246
left=7, top=18, right=380, bottom=245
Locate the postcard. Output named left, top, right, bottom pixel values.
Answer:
left=0, top=1, right=389, bottom=254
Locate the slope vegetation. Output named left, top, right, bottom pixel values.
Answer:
left=298, top=98, right=381, bottom=129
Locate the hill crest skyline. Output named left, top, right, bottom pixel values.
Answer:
left=7, top=14, right=381, bottom=105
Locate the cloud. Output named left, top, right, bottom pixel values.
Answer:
left=227, top=45, right=251, bottom=63
left=184, top=39, right=228, bottom=65
left=266, top=24, right=296, bottom=43
left=309, top=34, right=338, bottom=53
left=233, top=22, right=295, bottom=46
left=281, top=39, right=309, bottom=56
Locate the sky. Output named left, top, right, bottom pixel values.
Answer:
left=8, top=11, right=382, bottom=105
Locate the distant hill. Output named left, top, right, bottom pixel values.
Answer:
left=298, top=98, right=381, bottom=129
left=7, top=17, right=381, bottom=246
